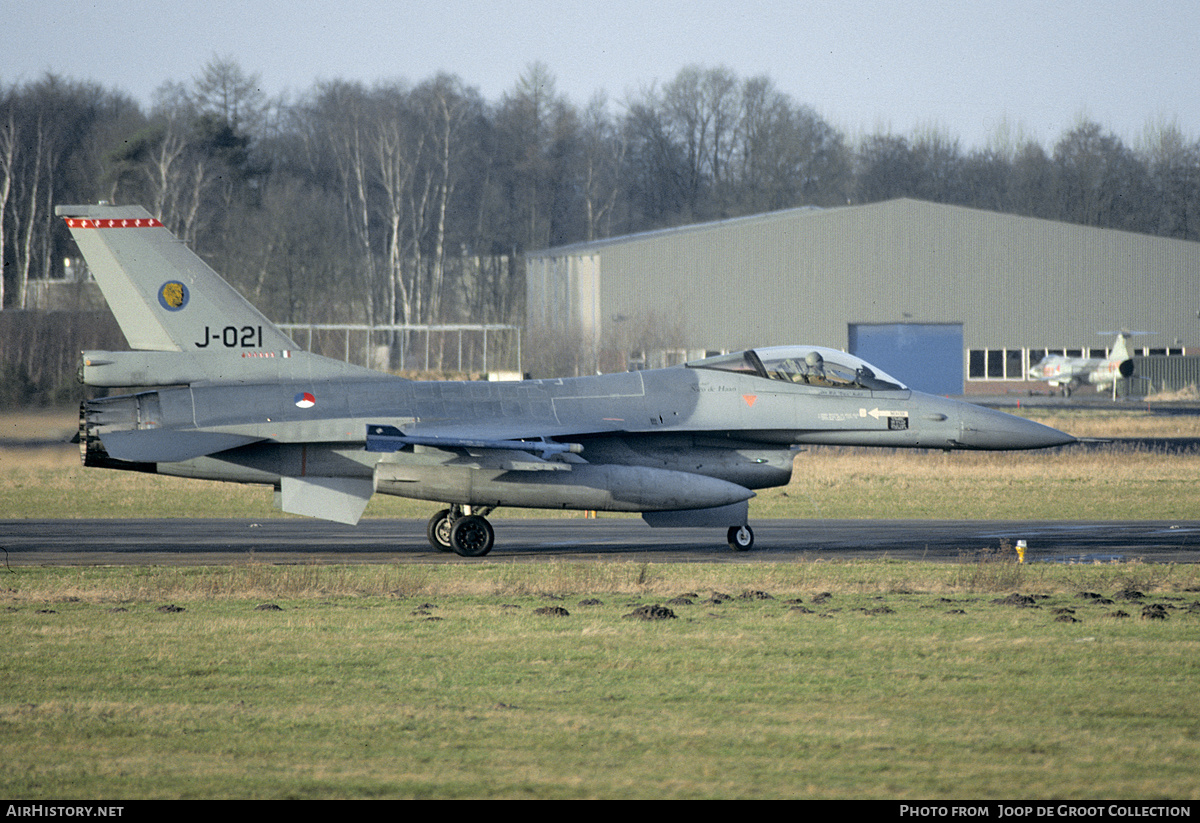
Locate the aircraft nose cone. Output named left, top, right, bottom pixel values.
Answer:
left=957, top=406, right=1076, bottom=450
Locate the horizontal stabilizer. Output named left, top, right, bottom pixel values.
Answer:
left=278, top=476, right=374, bottom=525
left=98, top=429, right=264, bottom=462
left=365, top=424, right=582, bottom=458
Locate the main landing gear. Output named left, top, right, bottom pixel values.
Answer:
left=428, top=506, right=756, bottom=556
left=427, top=505, right=496, bottom=557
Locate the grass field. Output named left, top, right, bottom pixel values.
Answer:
left=3, top=406, right=1199, bottom=799
left=3, top=562, right=1199, bottom=799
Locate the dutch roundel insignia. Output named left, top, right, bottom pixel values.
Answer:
left=294, top=392, right=316, bottom=409
left=157, top=281, right=189, bottom=311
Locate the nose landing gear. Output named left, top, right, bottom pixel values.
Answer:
left=727, top=524, right=754, bottom=551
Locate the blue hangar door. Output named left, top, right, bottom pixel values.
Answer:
left=849, top=323, right=964, bottom=396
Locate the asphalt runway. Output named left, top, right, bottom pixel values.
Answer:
left=3, top=517, right=1200, bottom=565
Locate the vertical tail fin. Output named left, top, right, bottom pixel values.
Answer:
left=57, top=203, right=296, bottom=353
left=1109, top=332, right=1132, bottom=363
left=1109, top=332, right=1135, bottom=379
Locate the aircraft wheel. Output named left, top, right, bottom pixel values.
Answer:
left=450, top=515, right=494, bottom=557
left=427, top=509, right=454, bottom=552
left=728, top=525, right=754, bottom=551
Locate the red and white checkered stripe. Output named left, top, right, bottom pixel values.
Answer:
left=63, top=217, right=164, bottom=229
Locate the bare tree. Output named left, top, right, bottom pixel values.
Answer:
left=660, top=65, right=739, bottom=215
left=1140, top=119, right=1200, bottom=241
left=578, top=93, right=626, bottom=241
left=0, top=85, right=18, bottom=308
left=736, top=75, right=848, bottom=210
left=192, top=55, right=267, bottom=136
left=301, top=81, right=380, bottom=325
left=12, top=94, right=45, bottom=307
left=108, top=84, right=217, bottom=247
left=1005, top=139, right=1058, bottom=220
left=415, top=74, right=482, bottom=324
left=495, top=62, right=580, bottom=250
left=622, top=91, right=689, bottom=226
left=1053, top=119, right=1150, bottom=232
left=368, top=82, right=420, bottom=331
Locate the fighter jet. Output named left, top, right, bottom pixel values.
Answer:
left=58, top=202, right=1075, bottom=556
left=1027, top=332, right=1137, bottom=397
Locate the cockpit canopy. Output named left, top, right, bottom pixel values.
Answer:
left=686, top=346, right=907, bottom=392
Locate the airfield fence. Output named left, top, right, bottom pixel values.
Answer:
left=277, top=323, right=523, bottom=378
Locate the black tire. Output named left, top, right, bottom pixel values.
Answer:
left=450, top=515, right=494, bottom=557
left=727, top=525, right=754, bottom=551
left=427, top=509, right=454, bottom=552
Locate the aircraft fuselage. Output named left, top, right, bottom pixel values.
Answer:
left=83, top=359, right=1073, bottom=498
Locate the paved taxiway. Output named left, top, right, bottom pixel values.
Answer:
left=3, top=518, right=1199, bottom=565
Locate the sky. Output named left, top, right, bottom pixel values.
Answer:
left=5, top=0, right=1199, bottom=151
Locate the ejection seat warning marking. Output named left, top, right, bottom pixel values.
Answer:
left=862, top=408, right=910, bottom=419
left=743, top=395, right=757, bottom=407
left=816, top=408, right=912, bottom=423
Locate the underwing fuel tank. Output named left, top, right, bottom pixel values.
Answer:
left=374, top=462, right=755, bottom=512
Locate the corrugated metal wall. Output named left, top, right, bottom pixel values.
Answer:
left=526, top=198, right=1200, bottom=357
left=1128, top=356, right=1200, bottom=397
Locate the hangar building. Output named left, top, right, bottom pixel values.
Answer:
left=526, top=198, right=1200, bottom=396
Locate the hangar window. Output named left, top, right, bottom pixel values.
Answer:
left=1028, top=349, right=1062, bottom=368
left=988, top=350, right=1004, bottom=378
left=967, top=349, right=1026, bottom=381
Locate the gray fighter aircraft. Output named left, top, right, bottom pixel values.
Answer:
left=59, top=202, right=1075, bottom=556
left=1027, top=332, right=1137, bottom=397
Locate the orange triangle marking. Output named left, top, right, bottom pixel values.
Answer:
left=743, top=394, right=757, bottom=407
